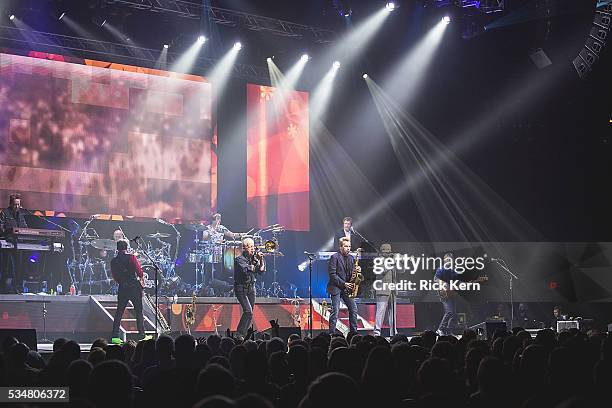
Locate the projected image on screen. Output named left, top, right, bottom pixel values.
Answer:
left=0, top=52, right=214, bottom=221
left=246, top=84, right=309, bottom=231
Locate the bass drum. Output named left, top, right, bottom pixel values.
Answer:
left=141, top=264, right=163, bottom=295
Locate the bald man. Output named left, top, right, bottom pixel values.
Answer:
left=233, top=237, right=266, bottom=339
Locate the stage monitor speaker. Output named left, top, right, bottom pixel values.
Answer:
left=469, top=320, right=507, bottom=340
left=0, top=328, right=38, bottom=351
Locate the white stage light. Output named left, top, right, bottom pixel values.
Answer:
left=163, top=44, right=169, bottom=49
left=442, top=16, right=451, bottom=25
left=59, top=12, right=66, bottom=21
left=333, top=61, right=341, bottom=69
left=9, top=14, right=15, bottom=21
left=197, top=35, right=206, bottom=44
left=385, top=2, right=396, bottom=12
left=233, top=41, right=242, bottom=50
left=266, top=57, right=273, bottom=62
left=362, top=73, right=368, bottom=79
left=301, top=54, right=310, bottom=62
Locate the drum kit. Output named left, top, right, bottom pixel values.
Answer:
left=64, top=217, right=287, bottom=297
left=67, top=218, right=179, bottom=295
left=185, top=223, right=286, bottom=297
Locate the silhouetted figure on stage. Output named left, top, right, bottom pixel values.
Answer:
left=0, top=193, right=28, bottom=293
left=111, top=240, right=146, bottom=343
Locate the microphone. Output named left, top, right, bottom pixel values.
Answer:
left=350, top=227, right=355, bottom=233
left=130, top=236, right=141, bottom=243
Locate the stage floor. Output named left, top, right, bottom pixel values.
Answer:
left=0, top=294, right=417, bottom=343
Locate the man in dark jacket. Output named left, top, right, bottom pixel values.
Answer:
left=234, top=237, right=265, bottom=339
left=111, top=240, right=146, bottom=343
left=327, top=237, right=359, bottom=333
left=0, top=193, right=28, bottom=293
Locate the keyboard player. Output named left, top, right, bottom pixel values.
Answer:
left=0, top=193, right=28, bottom=293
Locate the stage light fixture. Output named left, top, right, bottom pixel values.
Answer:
left=442, top=16, right=451, bottom=24
left=163, top=44, right=169, bottom=49
left=59, top=12, right=66, bottom=21
left=197, top=35, right=206, bottom=44
left=362, top=73, right=368, bottom=79
left=267, top=57, right=273, bottom=62
left=385, top=2, right=396, bottom=11
left=233, top=41, right=242, bottom=50
left=101, top=19, right=107, bottom=27
left=333, top=61, right=341, bottom=69
left=301, top=54, right=310, bottom=62
left=9, top=14, right=15, bottom=21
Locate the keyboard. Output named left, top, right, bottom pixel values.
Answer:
left=0, top=239, right=63, bottom=252
left=8, top=227, right=65, bottom=238
left=316, top=251, right=380, bottom=261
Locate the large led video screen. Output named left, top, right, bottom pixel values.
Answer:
left=246, top=84, right=309, bottom=231
left=0, top=51, right=215, bottom=221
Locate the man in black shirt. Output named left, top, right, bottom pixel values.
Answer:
left=0, top=193, right=28, bottom=293
left=333, top=216, right=362, bottom=251
left=234, top=237, right=265, bottom=339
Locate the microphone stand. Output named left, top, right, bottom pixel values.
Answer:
left=305, top=252, right=315, bottom=338
left=492, top=258, right=519, bottom=330
left=132, top=237, right=161, bottom=339
left=23, top=209, right=71, bottom=234
left=352, top=228, right=378, bottom=254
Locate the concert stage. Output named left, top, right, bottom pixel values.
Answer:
left=0, top=294, right=416, bottom=343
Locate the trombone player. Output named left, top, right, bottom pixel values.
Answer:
left=234, top=237, right=265, bottom=339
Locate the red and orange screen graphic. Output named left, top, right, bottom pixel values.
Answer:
left=0, top=52, right=215, bottom=221
left=246, top=84, right=309, bottom=231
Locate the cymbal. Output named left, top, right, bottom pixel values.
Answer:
left=148, top=232, right=170, bottom=238
left=91, top=238, right=117, bottom=250
left=185, top=223, right=207, bottom=231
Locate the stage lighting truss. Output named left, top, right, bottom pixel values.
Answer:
left=104, top=0, right=334, bottom=43
left=430, top=0, right=504, bottom=14
left=0, top=25, right=269, bottom=81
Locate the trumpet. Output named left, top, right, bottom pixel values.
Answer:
left=256, top=240, right=277, bottom=252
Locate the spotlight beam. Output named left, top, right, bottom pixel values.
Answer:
left=310, top=63, right=340, bottom=123
left=382, top=18, right=449, bottom=109
left=364, top=76, right=543, bottom=241
left=169, top=38, right=205, bottom=74
left=207, top=44, right=241, bottom=98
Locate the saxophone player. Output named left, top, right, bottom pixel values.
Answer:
left=327, top=237, right=359, bottom=334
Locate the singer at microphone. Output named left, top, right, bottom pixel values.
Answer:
left=334, top=216, right=362, bottom=252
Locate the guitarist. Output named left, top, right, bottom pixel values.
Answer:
left=327, top=237, right=360, bottom=334
left=434, top=252, right=461, bottom=336
left=110, top=240, right=146, bottom=344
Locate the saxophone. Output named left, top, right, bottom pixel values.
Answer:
left=185, top=292, right=196, bottom=334
left=347, top=248, right=363, bottom=298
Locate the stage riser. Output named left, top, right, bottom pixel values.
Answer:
left=0, top=295, right=416, bottom=340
